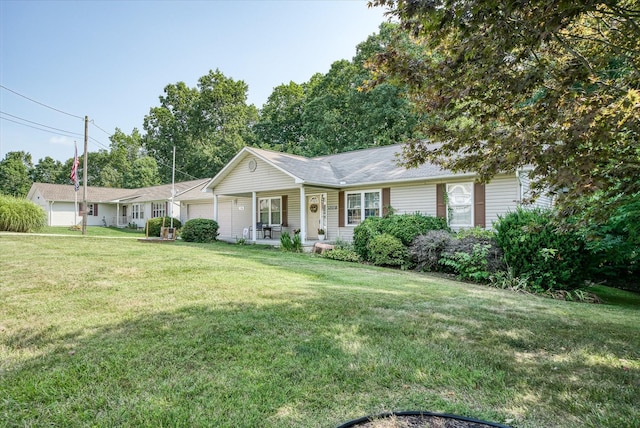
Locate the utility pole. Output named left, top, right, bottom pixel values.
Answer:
left=82, top=115, right=88, bottom=235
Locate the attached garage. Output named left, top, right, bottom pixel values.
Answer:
left=185, top=202, right=214, bottom=221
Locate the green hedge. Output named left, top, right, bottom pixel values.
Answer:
left=180, top=218, right=219, bottom=243
left=0, top=195, right=46, bottom=233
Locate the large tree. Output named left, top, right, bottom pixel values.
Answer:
left=253, top=81, right=307, bottom=154
left=31, top=156, right=65, bottom=184
left=143, top=69, right=258, bottom=182
left=0, top=151, right=33, bottom=197
left=254, top=23, right=421, bottom=157
left=369, top=0, right=639, bottom=217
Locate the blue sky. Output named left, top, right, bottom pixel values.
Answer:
left=0, top=0, right=388, bottom=164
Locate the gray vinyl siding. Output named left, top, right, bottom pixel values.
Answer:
left=519, top=172, right=554, bottom=209
left=215, top=157, right=295, bottom=195
left=389, top=182, right=437, bottom=216
left=485, top=176, right=520, bottom=228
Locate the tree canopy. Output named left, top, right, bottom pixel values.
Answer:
left=253, top=23, right=422, bottom=156
left=143, top=69, right=258, bottom=182
left=369, top=0, right=639, bottom=218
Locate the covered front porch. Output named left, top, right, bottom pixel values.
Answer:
left=211, top=186, right=336, bottom=245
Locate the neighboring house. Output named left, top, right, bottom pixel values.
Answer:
left=205, top=144, right=553, bottom=243
left=27, top=179, right=211, bottom=227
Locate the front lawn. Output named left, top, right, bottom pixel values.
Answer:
left=0, top=235, right=638, bottom=427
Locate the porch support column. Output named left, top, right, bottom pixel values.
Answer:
left=116, top=203, right=120, bottom=227
left=251, top=191, right=257, bottom=242
left=213, top=194, right=219, bottom=222
left=299, top=186, right=306, bottom=244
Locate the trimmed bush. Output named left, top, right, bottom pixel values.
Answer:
left=180, top=218, right=219, bottom=243
left=495, top=208, right=588, bottom=291
left=0, top=195, right=46, bottom=232
left=146, top=217, right=182, bottom=237
left=368, top=233, right=409, bottom=268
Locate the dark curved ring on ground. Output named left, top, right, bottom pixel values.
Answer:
left=336, top=410, right=512, bottom=428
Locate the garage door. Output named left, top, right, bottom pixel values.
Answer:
left=186, top=203, right=214, bottom=221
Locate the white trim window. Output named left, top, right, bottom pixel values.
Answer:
left=152, top=202, right=166, bottom=218
left=259, top=197, right=281, bottom=225
left=346, top=190, right=380, bottom=225
left=446, top=183, right=473, bottom=228
left=131, top=204, right=143, bottom=220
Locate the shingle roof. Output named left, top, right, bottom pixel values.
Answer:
left=242, top=144, right=464, bottom=188
left=28, top=179, right=211, bottom=203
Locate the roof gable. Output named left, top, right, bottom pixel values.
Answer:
left=207, top=144, right=465, bottom=190
left=27, top=179, right=211, bottom=204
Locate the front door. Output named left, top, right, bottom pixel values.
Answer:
left=306, top=194, right=325, bottom=239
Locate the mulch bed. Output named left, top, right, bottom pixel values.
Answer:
left=338, top=412, right=510, bottom=428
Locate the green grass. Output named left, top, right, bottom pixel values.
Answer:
left=39, top=226, right=145, bottom=237
left=1, top=235, right=638, bottom=428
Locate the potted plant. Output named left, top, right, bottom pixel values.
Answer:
left=317, top=228, right=325, bottom=241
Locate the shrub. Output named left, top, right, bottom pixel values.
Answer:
left=580, top=195, right=640, bottom=290
left=368, top=233, right=409, bottom=268
left=323, top=248, right=360, bottom=262
left=354, top=213, right=449, bottom=262
left=440, top=243, right=492, bottom=282
left=409, top=230, right=453, bottom=272
left=353, top=216, right=385, bottom=261
left=180, top=218, right=219, bottom=243
left=495, top=208, right=588, bottom=291
left=0, top=195, right=46, bottom=232
left=383, top=213, right=450, bottom=245
left=146, top=217, right=182, bottom=237
left=445, top=234, right=505, bottom=275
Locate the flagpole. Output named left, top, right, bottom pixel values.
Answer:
left=171, top=146, right=175, bottom=228
left=82, top=116, right=88, bottom=235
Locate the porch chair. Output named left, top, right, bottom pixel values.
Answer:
left=250, top=222, right=264, bottom=238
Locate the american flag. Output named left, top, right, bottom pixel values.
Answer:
left=70, top=143, right=79, bottom=191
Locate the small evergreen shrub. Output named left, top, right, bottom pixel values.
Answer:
left=367, top=233, right=409, bottom=268
left=146, top=217, right=182, bottom=237
left=0, top=195, right=46, bottom=232
left=495, top=208, right=588, bottom=291
left=180, top=218, right=219, bottom=243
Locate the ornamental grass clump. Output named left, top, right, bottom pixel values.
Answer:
left=0, top=195, right=46, bottom=233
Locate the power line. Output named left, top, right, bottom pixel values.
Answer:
left=0, top=110, right=84, bottom=137
left=0, top=115, right=82, bottom=140
left=0, top=84, right=84, bottom=120
left=89, top=119, right=113, bottom=137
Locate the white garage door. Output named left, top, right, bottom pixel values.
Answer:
left=187, top=203, right=214, bottom=221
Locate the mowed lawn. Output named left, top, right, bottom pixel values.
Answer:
left=0, top=234, right=638, bottom=428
